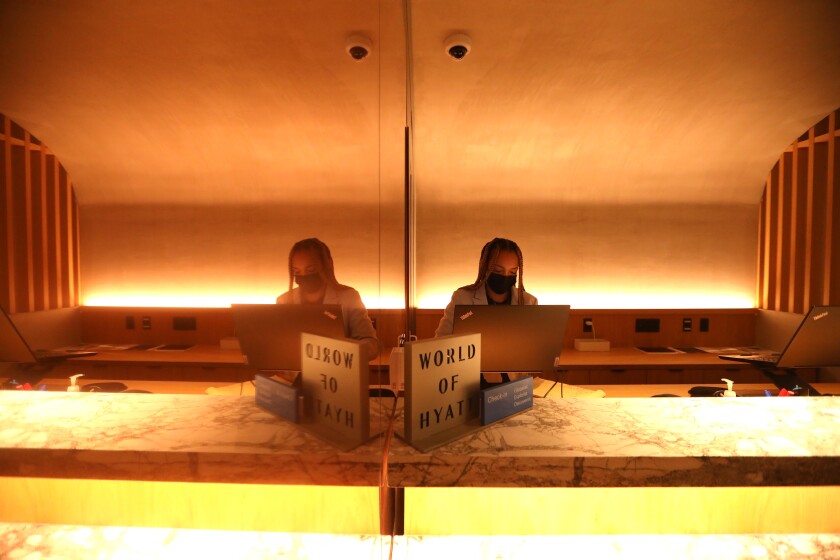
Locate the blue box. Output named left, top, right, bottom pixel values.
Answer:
left=480, top=376, right=533, bottom=425
left=255, top=373, right=300, bottom=423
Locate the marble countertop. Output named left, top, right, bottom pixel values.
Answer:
left=0, top=392, right=392, bottom=486
left=3, top=392, right=839, bottom=489
left=388, top=396, right=840, bottom=488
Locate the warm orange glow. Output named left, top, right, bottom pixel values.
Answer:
left=84, top=293, right=269, bottom=308
left=419, top=290, right=755, bottom=310
left=404, top=486, right=839, bottom=535
left=83, top=290, right=405, bottom=309
left=84, top=289, right=753, bottom=310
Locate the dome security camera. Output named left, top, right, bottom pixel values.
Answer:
left=444, top=33, right=471, bottom=60
left=346, top=34, right=372, bottom=61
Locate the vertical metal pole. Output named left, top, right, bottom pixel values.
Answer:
left=404, top=126, right=414, bottom=341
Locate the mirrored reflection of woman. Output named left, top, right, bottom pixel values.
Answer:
left=277, top=238, right=380, bottom=361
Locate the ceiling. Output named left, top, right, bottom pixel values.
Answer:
left=1, top=0, right=839, bottom=206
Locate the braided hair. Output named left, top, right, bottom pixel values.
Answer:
left=463, top=237, right=526, bottom=304
left=287, top=238, right=346, bottom=293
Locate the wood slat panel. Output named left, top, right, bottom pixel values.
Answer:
left=792, top=144, right=809, bottom=313
left=827, top=111, right=839, bottom=304
left=766, top=162, right=780, bottom=309
left=23, top=133, right=35, bottom=312
left=3, top=116, right=14, bottom=312
left=777, top=152, right=792, bottom=311
left=0, top=138, right=9, bottom=312
left=39, top=148, right=50, bottom=310
left=11, top=144, right=28, bottom=314
left=46, top=155, right=58, bottom=309
left=72, top=190, right=81, bottom=306
left=0, top=112, right=80, bottom=313
left=811, top=141, right=829, bottom=304
left=756, top=190, right=766, bottom=308
left=58, top=165, right=70, bottom=308
left=30, top=148, right=46, bottom=312
left=803, top=129, right=817, bottom=310
left=759, top=108, right=840, bottom=312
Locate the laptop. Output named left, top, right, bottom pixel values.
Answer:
left=231, top=303, right=346, bottom=372
left=452, top=304, right=571, bottom=373
left=719, top=306, right=840, bottom=369
left=1, top=305, right=97, bottom=364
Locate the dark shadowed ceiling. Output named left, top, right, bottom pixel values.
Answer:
left=2, top=0, right=839, bottom=206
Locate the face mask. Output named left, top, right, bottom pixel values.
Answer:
left=486, top=272, right=517, bottom=295
left=295, top=273, right=325, bottom=294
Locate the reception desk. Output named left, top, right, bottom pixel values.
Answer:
left=0, top=391, right=391, bottom=533
left=1, top=390, right=838, bottom=539
left=387, top=397, right=840, bottom=535
left=41, top=344, right=799, bottom=386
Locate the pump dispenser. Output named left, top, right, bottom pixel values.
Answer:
left=67, top=374, right=84, bottom=392
left=721, top=378, right=737, bottom=397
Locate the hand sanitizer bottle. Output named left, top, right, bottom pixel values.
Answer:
left=67, top=374, right=84, bottom=392
left=721, top=378, right=737, bottom=397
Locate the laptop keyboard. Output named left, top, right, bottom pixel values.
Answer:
left=732, top=353, right=779, bottom=363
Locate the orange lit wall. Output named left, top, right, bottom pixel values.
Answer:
left=79, top=201, right=756, bottom=311
left=80, top=202, right=405, bottom=309
left=415, top=203, right=758, bottom=309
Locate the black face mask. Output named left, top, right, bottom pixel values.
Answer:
left=486, top=272, right=517, bottom=295
left=295, top=273, right=325, bottom=294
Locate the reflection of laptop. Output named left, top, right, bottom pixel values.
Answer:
left=453, top=305, right=571, bottom=373
left=1, top=305, right=97, bottom=363
left=719, top=306, right=840, bottom=368
left=231, top=303, right=345, bottom=371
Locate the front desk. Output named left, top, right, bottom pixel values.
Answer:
left=2, top=389, right=839, bottom=541
left=387, top=397, right=840, bottom=535
left=0, top=391, right=389, bottom=534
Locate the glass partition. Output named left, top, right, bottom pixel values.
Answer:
left=0, top=0, right=406, bottom=542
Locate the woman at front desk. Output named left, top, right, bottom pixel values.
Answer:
left=277, top=238, right=380, bottom=361
left=434, top=237, right=538, bottom=385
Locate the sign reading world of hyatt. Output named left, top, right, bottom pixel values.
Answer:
left=404, top=333, right=482, bottom=451
left=300, top=332, right=370, bottom=451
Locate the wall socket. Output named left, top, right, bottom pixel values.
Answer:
left=582, top=318, right=593, bottom=333
left=141, top=316, right=151, bottom=330
left=682, top=318, right=692, bottom=332
left=173, top=316, right=197, bottom=331
left=635, top=318, right=660, bottom=333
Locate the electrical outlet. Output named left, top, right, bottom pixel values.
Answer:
left=173, top=317, right=197, bottom=331
left=141, top=316, right=151, bottom=330
left=635, top=318, right=660, bottom=333
left=582, top=318, right=593, bottom=333
left=682, top=318, right=692, bottom=332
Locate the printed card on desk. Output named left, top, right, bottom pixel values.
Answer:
left=299, top=332, right=371, bottom=451
left=480, top=376, right=533, bottom=425
left=255, top=373, right=301, bottom=423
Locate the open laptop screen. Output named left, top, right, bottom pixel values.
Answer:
left=231, top=303, right=345, bottom=372
left=720, top=305, right=840, bottom=370
left=452, top=304, right=571, bottom=373
left=0, top=305, right=37, bottom=363
left=776, top=306, right=840, bottom=368
left=1, top=305, right=96, bottom=363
